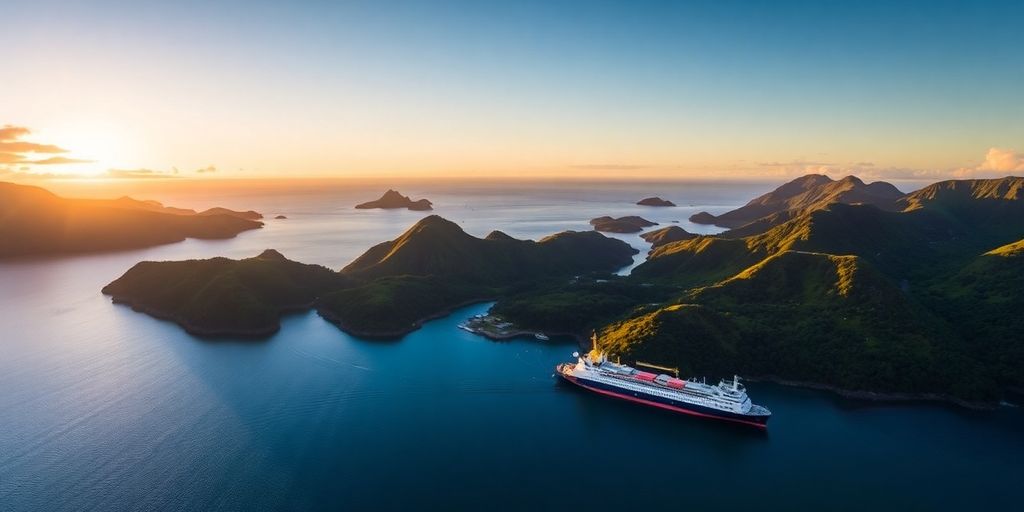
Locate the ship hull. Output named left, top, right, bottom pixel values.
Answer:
left=557, top=367, right=769, bottom=429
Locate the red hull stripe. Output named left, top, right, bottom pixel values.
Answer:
left=561, top=374, right=767, bottom=429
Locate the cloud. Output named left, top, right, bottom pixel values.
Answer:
left=0, top=123, right=87, bottom=166
left=758, top=160, right=833, bottom=168
left=106, top=168, right=176, bottom=179
left=978, top=148, right=1024, bottom=172
left=0, top=141, right=67, bottom=153
left=569, top=164, right=653, bottom=171
left=0, top=125, right=31, bottom=141
left=29, top=156, right=94, bottom=165
left=1, top=167, right=177, bottom=181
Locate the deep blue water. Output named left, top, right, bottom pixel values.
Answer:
left=1, top=180, right=1021, bottom=510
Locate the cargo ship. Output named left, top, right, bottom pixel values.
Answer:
left=556, top=335, right=771, bottom=428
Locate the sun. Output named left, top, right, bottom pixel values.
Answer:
left=63, top=131, right=129, bottom=173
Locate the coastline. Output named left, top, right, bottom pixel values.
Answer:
left=105, top=295, right=313, bottom=339
left=747, top=375, right=1001, bottom=410
left=106, top=290, right=1008, bottom=411
left=316, top=297, right=495, bottom=340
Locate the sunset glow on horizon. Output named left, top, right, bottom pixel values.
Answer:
left=3, top=0, right=1023, bottom=183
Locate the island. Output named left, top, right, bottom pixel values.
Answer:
left=275, top=215, right=288, bottom=219
left=589, top=215, right=658, bottom=233
left=639, top=226, right=696, bottom=248
left=355, top=189, right=433, bottom=211
left=637, top=197, right=676, bottom=207
left=103, top=215, right=637, bottom=338
left=0, top=181, right=263, bottom=258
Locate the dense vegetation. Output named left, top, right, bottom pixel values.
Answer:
left=491, top=278, right=675, bottom=335
left=101, top=250, right=347, bottom=336
left=0, top=181, right=262, bottom=257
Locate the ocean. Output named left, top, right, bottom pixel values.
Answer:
left=1, top=179, right=1020, bottom=510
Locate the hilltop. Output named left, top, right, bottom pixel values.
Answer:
left=689, top=174, right=904, bottom=236
left=0, top=182, right=263, bottom=258
left=104, top=215, right=637, bottom=338
left=355, top=189, right=433, bottom=211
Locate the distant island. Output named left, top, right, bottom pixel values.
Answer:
left=275, top=215, right=288, bottom=219
left=637, top=197, right=676, bottom=207
left=0, top=182, right=263, bottom=258
left=355, top=189, right=433, bottom=211
left=589, top=216, right=657, bottom=233
left=103, top=215, right=637, bottom=338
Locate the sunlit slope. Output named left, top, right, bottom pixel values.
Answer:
left=690, top=174, right=904, bottom=233
left=608, top=251, right=991, bottom=398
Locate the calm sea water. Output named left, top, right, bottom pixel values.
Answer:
left=1, top=180, right=1021, bottom=510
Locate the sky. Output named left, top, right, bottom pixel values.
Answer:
left=2, top=0, right=1023, bottom=181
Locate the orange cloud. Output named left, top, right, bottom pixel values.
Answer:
left=31, top=156, right=94, bottom=165
left=978, top=147, right=1024, bottom=172
left=0, top=125, right=31, bottom=141
left=0, top=124, right=89, bottom=166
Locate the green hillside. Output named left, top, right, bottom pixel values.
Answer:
left=606, top=251, right=991, bottom=399
left=102, top=250, right=346, bottom=336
